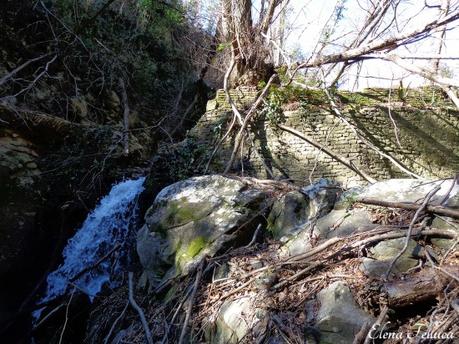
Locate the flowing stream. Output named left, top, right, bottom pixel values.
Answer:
left=37, top=177, right=145, bottom=309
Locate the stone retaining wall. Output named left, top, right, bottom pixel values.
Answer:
left=188, top=88, right=459, bottom=186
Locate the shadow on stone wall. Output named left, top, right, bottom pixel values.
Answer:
left=151, top=88, right=459, bottom=187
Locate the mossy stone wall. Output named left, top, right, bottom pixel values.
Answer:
left=189, top=88, right=459, bottom=186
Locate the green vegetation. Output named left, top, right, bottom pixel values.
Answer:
left=175, top=236, right=208, bottom=270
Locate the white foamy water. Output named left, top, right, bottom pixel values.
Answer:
left=40, top=176, right=145, bottom=304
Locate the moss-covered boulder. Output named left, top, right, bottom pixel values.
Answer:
left=137, top=175, right=269, bottom=285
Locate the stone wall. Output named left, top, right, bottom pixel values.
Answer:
left=188, top=88, right=459, bottom=186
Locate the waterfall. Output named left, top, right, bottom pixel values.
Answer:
left=38, top=176, right=145, bottom=305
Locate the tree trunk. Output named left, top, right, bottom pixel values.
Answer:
left=221, top=0, right=276, bottom=86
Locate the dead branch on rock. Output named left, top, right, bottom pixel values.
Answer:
left=277, top=123, right=376, bottom=183
left=384, top=267, right=459, bottom=307
left=357, top=198, right=459, bottom=219
left=384, top=185, right=441, bottom=279
left=271, top=261, right=323, bottom=291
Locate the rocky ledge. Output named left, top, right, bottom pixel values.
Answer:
left=87, top=175, right=459, bottom=343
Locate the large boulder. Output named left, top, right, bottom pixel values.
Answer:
left=361, top=238, right=420, bottom=278
left=208, top=295, right=268, bottom=344
left=137, top=175, right=269, bottom=284
left=307, top=281, right=375, bottom=344
left=356, top=178, right=458, bottom=204
left=282, top=207, right=375, bottom=257
left=267, top=179, right=340, bottom=240
left=267, top=191, right=310, bottom=239
left=430, top=216, right=459, bottom=251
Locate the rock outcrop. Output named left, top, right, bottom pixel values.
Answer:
left=137, top=175, right=270, bottom=286
left=86, top=176, right=459, bottom=344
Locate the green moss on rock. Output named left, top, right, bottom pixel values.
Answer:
left=175, top=236, right=208, bottom=271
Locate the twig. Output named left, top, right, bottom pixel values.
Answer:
left=103, top=300, right=129, bottom=344
left=439, top=174, right=458, bottom=205
left=271, top=261, right=323, bottom=291
left=178, top=260, right=205, bottom=344
left=425, top=247, right=459, bottom=283
left=0, top=53, right=51, bottom=87
left=363, top=306, right=389, bottom=344
left=224, top=73, right=277, bottom=173
left=204, top=110, right=238, bottom=173
left=357, top=198, right=459, bottom=219
left=161, top=287, right=192, bottom=344
left=384, top=185, right=441, bottom=280
left=244, top=224, right=262, bottom=248
left=386, top=77, right=402, bottom=148
left=128, top=271, right=153, bottom=344
left=58, top=287, right=75, bottom=344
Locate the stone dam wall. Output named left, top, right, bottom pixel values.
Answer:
left=186, top=87, right=459, bottom=186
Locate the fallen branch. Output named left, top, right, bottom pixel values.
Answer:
left=384, top=267, right=459, bottom=307
left=277, top=123, right=376, bottom=183
left=70, top=243, right=121, bottom=283
left=271, top=261, right=323, bottom=291
left=223, top=55, right=243, bottom=125
left=363, top=306, right=388, bottom=344
left=425, top=247, right=459, bottom=283
left=58, top=287, right=75, bottom=344
left=224, top=73, right=277, bottom=173
left=357, top=198, right=459, bottom=219
left=384, top=185, right=440, bottom=279
left=128, top=271, right=153, bottom=344
left=351, top=227, right=457, bottom=249
left=103, top=300, right=129, bottom=344
left=0, top=53, right=51, bottom=87
left=178, top=260, right=204, bottom=344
